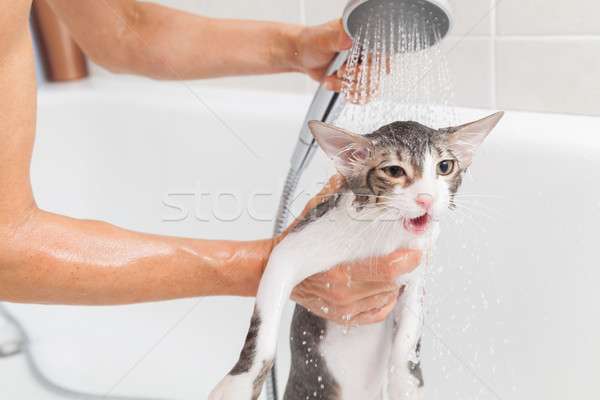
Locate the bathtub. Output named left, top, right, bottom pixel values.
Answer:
left=0, top=78, right=599, bottom=400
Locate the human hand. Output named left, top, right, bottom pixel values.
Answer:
left=290, top=19, right=390, bottom=105
left=290, top=19, right=352, bottom=89
left=276, top=175, right=422, bottom=326
left=291, top=249, right=421, bottom=326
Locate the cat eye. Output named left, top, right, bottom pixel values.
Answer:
left=383, top=166, right=405, bottom=178
left=436, top=160, right=454, bottom=175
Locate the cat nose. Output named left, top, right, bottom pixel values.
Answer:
left=416, top=194, right=433, bottom=211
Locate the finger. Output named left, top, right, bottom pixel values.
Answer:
left=389, top=249, right=422, bottom=274
left=348, top=296, right=398, bottom=325
left=318, top=19, right=352, bottom=54
left=301, top=174, right=344, bottom=214
left=292, top=274, right=400, bottom=308
left=321, top=174, right=345, bottom=194
left=280, top=175, right=346, bottom=238
left=323, top=75, right=344, bottom=92
left=327, top=289, right=400, bottom=318
left=336, top=249, right=422, bottom=281
left=297, top=291, right=398, bottom=326
left=336, top=63, right=347, bottom=79
left=335, top=18, right=353, bottom=50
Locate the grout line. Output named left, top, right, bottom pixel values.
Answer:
left=299, top=0, right=307, bottom=26
left=491, top=0, right=497, bottom=109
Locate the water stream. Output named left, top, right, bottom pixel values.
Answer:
left=334, top=11, right=458, bottom=132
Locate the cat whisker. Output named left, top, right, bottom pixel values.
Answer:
left=448, top=206, right=506, bottom=263
left=369, top=209, right=398, bottom=275
left=343, top=208, right=391, bottom=245
left=454, top=192, right=529, bottom=208
left=344, top=207, right=400, bottom=249
left=452, top=199, right=529, bottom=236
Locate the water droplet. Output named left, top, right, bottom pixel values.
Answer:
left=318, top=376, right=323, bottom=382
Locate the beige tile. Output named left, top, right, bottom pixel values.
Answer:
left=194, top=0, right=302, bottom=23
left=152, top=0, right=303, bottom=23
left=447, top=0, right=494, bottom=37
left=304, top=0, right=348, bottom=26
left=443, top=37, right=494, bottom=108
left=496, top=39, right=600, bottom=116
left=496, top=0, right=600, bottom=35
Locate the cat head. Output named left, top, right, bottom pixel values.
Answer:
left=308, top=112, right=503, bottom=236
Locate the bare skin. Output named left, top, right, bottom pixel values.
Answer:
left=0, top=0, right=421, bottom=324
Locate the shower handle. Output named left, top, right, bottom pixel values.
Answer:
left=289, top=50, right=349, bottom=173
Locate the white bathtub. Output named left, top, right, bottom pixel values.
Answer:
left=0, top=78, right=599, bottom=400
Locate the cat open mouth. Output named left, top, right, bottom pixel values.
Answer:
left=404, top=213, right=432, bottom=234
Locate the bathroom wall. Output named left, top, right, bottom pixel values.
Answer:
left=87, top=0, right=600, bottom=116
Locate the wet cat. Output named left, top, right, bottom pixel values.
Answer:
left=209, top=112, right=503, bottom=400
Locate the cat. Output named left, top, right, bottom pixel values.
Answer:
left=208, top=111, right=503, bottom=400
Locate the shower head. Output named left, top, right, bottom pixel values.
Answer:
left=342, top=0, right=454, bottom=50
left=287, top=1, right=455, bottom=179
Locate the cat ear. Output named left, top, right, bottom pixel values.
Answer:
left=444, top=111, right=504, bottom=167
left=308, top=121, right=373, bottom=175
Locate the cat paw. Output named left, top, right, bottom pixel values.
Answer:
left=208, top=374, right=256, bottom=400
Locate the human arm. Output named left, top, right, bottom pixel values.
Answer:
left=45, top=0, right=350, bottom=87
left=0, top=0, right=273, bottom=304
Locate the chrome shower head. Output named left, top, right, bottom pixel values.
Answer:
left=343, top=0, right=454, bottom=50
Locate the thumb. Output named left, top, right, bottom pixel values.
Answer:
left=324, top=19, right=353, bottom=52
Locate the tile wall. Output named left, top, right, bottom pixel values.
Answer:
left=88, top=0, right=600, bottom=116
